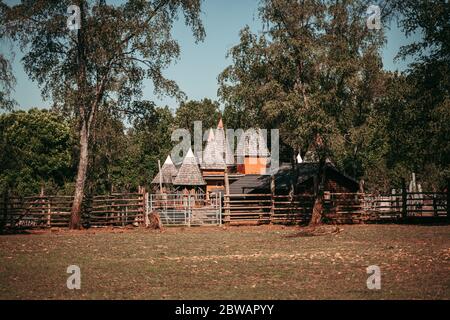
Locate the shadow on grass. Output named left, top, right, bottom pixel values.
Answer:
left=0, top=228, right=34, bottom=235
left=285, top=225, right=342, bottom=238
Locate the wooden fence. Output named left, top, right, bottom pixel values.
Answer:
left=322, top=192, right=370, bottom=224
left=223, top=191, right=449, bottom=225
left=1, top=190, right=448, bottom=229
left=0, top=192, right=148, bottom=229
left=223, top=193, right=315, bottom=225
left=88, top=193, right=146, bottom=227
left=0, top=195, right=73, bottom=228
left=363, top=191, right=448, bottom=220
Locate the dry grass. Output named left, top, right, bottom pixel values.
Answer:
left=0, top=224, right=449, bottom=299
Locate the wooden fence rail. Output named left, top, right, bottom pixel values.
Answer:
left=223, top=191, right=449, bottom=225
left=88, top=193, right=145, bottom=227
left=0, top=193, right=148, bottom=229
left=0, top=196, right=73, bottom=228
left=1, top=190, right=448, bottom=229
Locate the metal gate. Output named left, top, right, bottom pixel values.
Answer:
left=148, top=193, right=222, bottom=226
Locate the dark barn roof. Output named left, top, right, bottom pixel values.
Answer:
left=229, top=163, right=358, bottom=194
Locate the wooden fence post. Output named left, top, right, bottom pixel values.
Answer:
left=401, top=178, right=407, bottom=220
left=270, top=174, right=275, bottom=224
left=224, top=170, right=230, bottom=225
left=446, top=179, right=450, bottom=221
left=47, top=200, right=51, bottom=228
left=1, top=191, right=7, bottom=229
left=187, top=194, right=191, bottom=227
left=144, top=191, right=149, bottom=227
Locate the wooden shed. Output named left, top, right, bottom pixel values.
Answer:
left=229, top=163, right=359, bottom=195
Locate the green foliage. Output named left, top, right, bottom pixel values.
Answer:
left=0, top=0, right=448, bottom=196
left=117, top=103, right=175, bottom=191
left=85, top=101, right=176, bottom=192
left=219, top=0, right=449, bottom=192
left=1, top=1, right=204, bottom=220
left=0, top=54, right=16, bottom=110
left=175, top=98, right=221, bottom=134
left=0, top=3, right=15, bottom=110
left=220, top=0, right=387, bottom=180
left=366, top=0, right=450, bottom=190
left=2, top=0, right=205, bottom=110
left=0, top=109, right=74, bottom=195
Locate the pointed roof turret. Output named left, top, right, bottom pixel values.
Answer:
left=173, top=148, right=206, bottom=186
left=215, top=119, right=234, bottom=165
left=151, top=155, right=178, bottom=184
left=202, top=129, right=226, bottom=170
left=217, top=117, right=224, bottom=129
left=201, top=119, right=234, bottom=169
left=207, top=128, right=215, bottom=142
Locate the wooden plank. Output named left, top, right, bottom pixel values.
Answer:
left=228, top=194, right=272, bottom=197
left=224, top=199, right=272, bottom=203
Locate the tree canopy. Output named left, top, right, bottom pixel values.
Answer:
left=1, top=0, right=205, bottom=228
left=0, top=109, right=73, bottom=195
left=0, top=0, right=448, bottom=208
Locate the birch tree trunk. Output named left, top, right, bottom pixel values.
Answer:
left=70, top=119, right=89, bottom=229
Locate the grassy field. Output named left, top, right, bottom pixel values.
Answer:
left=0, top=224, right=449, bottom=299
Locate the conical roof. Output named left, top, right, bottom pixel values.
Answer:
left=173, top=148, right=206, bottom=186
left=201, top=120, right=234, bottom=169
left=151, top=155, right=178, bottom=184
left=201, top=129, right=225, bottom=170
left=215, top=123, right=235, bottom=165
left=217, top=117, right=224, bottom=129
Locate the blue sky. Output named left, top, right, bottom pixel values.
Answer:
left=2, top=0, right=419, bottom=111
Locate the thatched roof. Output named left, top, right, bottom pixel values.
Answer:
left=236, top=128, right=270, bottom=157
left=151, top=155, right=178, bottom=184
left=201, top=120, right=235, bottom=169
left=173, top=148, right=206, bottom=186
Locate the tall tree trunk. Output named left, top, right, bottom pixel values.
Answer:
left=309, top=159, right=325, bottom=227
left=310, top=196, right=323, bottom=226
left=309, top=134, right=326, bottom=227
left=70, top=0, right=88, bottom=229
left=70, top=119, right=89, bottom=229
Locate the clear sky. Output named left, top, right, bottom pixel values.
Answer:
left=2, top=0, right=420, bottom=111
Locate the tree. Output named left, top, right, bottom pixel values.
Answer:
left=0, top=3, right=15, bottom=110
left=0, top=54, right=15, bottom=110
left=369, top=0, right=450, bottom=190
left=86, top=105, right=128, bottom=194
left=0, top=109, right=73, bottom=196
left=116, top=101, right=175, bottom=191
left=392, top=0, right=450, bottom=189
left=219, top=0, right=387, bottom=226
left=174, top=98, right=221, bottom=135
left=2, top=0, right=205, bottom=228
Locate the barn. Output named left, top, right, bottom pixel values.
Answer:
left=229, top=162, right=359, bottom=195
